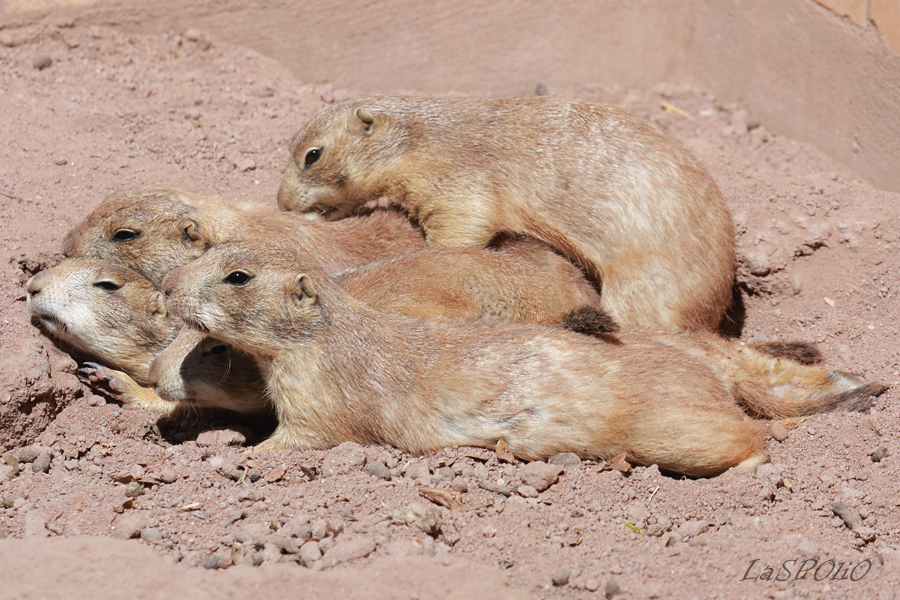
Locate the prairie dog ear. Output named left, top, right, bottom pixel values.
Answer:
left=149, top=291, right=168, bottom=318
left=349, top=107, right=377, bottom=136
left=181, top=218, right=211, bottom=248
left=295, top=274, right=318, bottom=307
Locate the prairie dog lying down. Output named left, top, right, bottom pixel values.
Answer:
left=161, top=242, right=885, bottom=476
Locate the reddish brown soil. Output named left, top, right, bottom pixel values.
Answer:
left=1, top=23, right=898, bottom=600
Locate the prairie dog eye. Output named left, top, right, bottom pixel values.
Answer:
left=93, top=280, right=122, bottom=291
left=205, top=342, right=228, bottom=356
left=223, top=271, right=252, bottom=286
left=303, top=147, right=322, bottom=169
left=112, top=229, right=139, bottom=242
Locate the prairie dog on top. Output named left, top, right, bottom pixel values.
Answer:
left=278, top=95, right=736, bottom=332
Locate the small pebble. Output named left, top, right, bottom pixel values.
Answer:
left=299, top=540, right=322, bottom=565
left=196, top=429, right=246, bottom=447
left=605, top=581, right=621, bottom=598
left=870, top=447, right=888, bottom=462
left=54, top=158, right=68, bottom=166
left=2, top=493, right=26, bottom=508
left=403, top=461, right=431, bottom=481
left=641, top=464, right=661, bottom=479
left=449, top=476, right=469, bottom=493
left=158, top=467, right=178, bottom=484
left=535, top=83, right=549, bottom=96
left=140, top=528, right=163, bottom=543
left=743, top=250, right=771, bottom=277
left=551, top=568, right=570, bottom=587
left=32, top=453, right=51, bottom=473
left=517, top=484, right=539, bottom=498
left=311, top=519, right=327, bottom=540
left=17, top=448, right=38, bottom=463
left=832, top=501, right=861, bottom=530
left=124, top=481, right=145, bottom=498
left=321, top=442, right=367, bottom=476
left=321, top=537, right=376, bottom=567
left=184, top=28, right=203, bottom=42
left=520, top=461, right=564, bottom=492
left=769, top=422, right=789, bottom=442
left=364, top=460, right=391, bottom=481
left=1, top=452, right=19, bottom=476
left=113, top=513, right=147, bottom=540
left=264, top=465, right=286, bottom=483
left=235, top=158, right=257, bottom=172
left=548, top=452, right=583, bottom=470
left=392, top=502, right=441, bottom=536
left=248, top=86, right=275, bottom=98
left=236, top=487, right=262, bottom=502
left=432, top=466, right=456, bottom=484
left=479, top=481, right=512, bottom=497
left=32, top=55, right=52, bottom=70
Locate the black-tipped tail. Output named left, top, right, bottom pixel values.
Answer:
left=561, top=306, right=620, bottom=336
left=752, top=341, right=824, bottom=365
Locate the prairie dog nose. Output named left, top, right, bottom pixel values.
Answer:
left=161, top=270, right=178, bottom=297
left=26, top=270, right=49, bottom=295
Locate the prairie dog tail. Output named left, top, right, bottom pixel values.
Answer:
left=559, top=306, right=620, bottom=336
left=748, top=341, right=823, bottom=365
left=731, top=344, right=888, bottom=419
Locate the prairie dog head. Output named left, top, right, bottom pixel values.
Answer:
left=62, top=187, right=216, bottom=286
left=163, top=242, right=335, bottom=359
left=277, top=95, right=411, bottom=217
left=26, top=258, right=175, bottom=382
left=148, top=327, right=267, bottom=413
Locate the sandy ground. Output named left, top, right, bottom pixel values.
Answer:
left=1, top=22, right=899, bottom=600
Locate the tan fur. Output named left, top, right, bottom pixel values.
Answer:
left=335, top=239, right=604, bottom=323
left=146, top=327, right=267, bottom=413
left=27, top=241, right=605, bottom=414
left=26, top=258, right=265, bottom=414
left=278, top=95, right=736, bottom=332
left=162, top=243, right=882, bottom=477
left=150, top=240, right=607, bottom=407
left=62, top=186, right=426, bottom=286
left=27, top=258, right=173, bottom=384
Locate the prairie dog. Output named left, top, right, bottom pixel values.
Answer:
left=63, top=186, right=426, bottom=286
left=27, top=258, right=173, bottom=384
left=162, top=242, right=881, bottom=477
left=278, top=95, right=736, bottom=332
left=26, top=258, right=266, bottom=414
left=27, top=243, right=606, bottom=415
left=150, top=240, right=611, bottom=409
left=335, top=239, right=606, bottom=324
